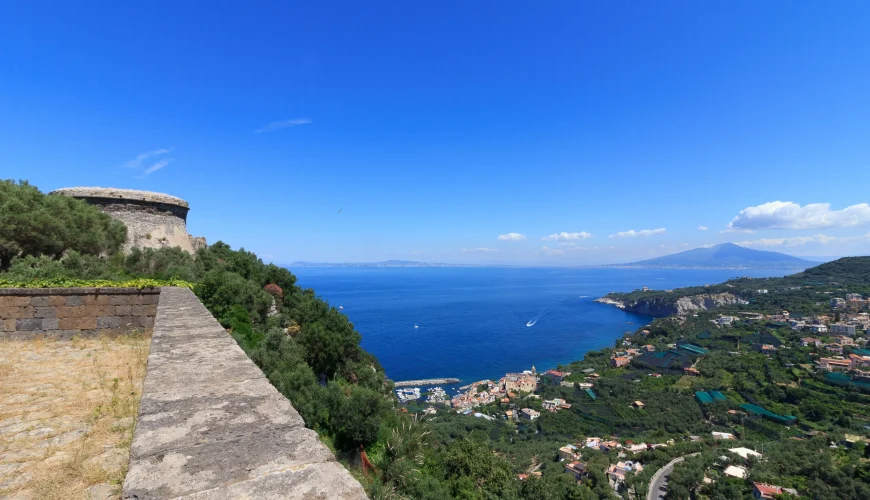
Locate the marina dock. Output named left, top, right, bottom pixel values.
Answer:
left=394, top=378, right=460, bottom=387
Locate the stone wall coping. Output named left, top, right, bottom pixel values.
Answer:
left=50, top=187, right=189, bottom=209
left=0, top=287, right=162, bottom=296
left=123, top=287, right=368, bottom=499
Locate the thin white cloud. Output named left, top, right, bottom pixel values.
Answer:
left=123, top=148, right=171, bottom=169
left=609, top=228, right=666, bottom=238
left=697, top=226, right=709, bottom=231
left=736, top=233, right=850, bottom=248
left=728, top=201, right=870, bottom=231
left=540, top=246, right=564, bottom=256
left=143, top=159, right=172, bottom=176
left=542, top=231, right=593, bottom=241
left=462, top=247, right=497, bottom=253
left=256, top=118, right=312, bottom=133
left=124, top=148, right=174, bottom=177
left=497, top=233, right=527, bottom=241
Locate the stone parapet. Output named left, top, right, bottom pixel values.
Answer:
left=0, top=287, right=159, bottom=339
left=123, top=287, right=368, bottom=499
left=50, top=187, right=189, bottom=208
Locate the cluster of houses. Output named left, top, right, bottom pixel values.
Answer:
left=555, top=440, right=649, bottom=491
left=610, top=343, right=655, bottom=368
left=451, top=367, right=543, bottom=412
left=817, top=353, right=870, bottom=373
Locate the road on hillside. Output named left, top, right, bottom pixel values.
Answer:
left=646, top=453, right=700, bottom=500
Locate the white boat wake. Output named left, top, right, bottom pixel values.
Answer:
left=526, top=308, right=549, bottom=327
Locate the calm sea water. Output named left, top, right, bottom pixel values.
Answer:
left=292, top=267, right=784, bottom=384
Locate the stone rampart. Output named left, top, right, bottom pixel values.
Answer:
left=0, top=288, right=158, bottom=339
left=50, top=187, right=205, bottom=254
left=123, top=287, right=368, bottom=499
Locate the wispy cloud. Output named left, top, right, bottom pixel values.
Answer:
left=123, top=148, right=173, bottom=177
left=697, top=226, right=709, bottom=231
left=735, top=233, right=854, bottom=248
left=462, top=247, right=498, bottom=253
left=540, top=246, right=564, bottom=256
left=728, top=201, right=870, bottom=231
left=542, top=231, right=593, bottom=241
left=497, top=233, right=527, bottom=241
left=255, top=118, right=312, bottom=133
left=123, top=148, right=171, bottom=169
left=609, top=228, right=666, bottom=238
left=142, top=159, right=172, bottom=176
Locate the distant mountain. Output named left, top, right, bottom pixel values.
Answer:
left=289, top=260, right=468, bottom=268
left=618, top=243, right=819, bottom=270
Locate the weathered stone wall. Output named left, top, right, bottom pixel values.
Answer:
left=49, top=187, right=206, bottom=254
left=124, top=287, right=368, bottom=499
left=99, top=200, right=196, bottom=254
left=0, top=288, right=158, bottom=339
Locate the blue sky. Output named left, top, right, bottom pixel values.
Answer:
left=2, top=1, right=869, bottom=265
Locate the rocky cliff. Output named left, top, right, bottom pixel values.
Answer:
left=595, top=292, right=745, bottom=317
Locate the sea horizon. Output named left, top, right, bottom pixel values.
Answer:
left=291, top=266, right=788, bottom=385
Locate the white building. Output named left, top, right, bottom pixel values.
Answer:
left=831, top=323, right=857, bottom=336
left=520, top=408, right=540, bottom=421
left=809, top=324, right=828, bottom=334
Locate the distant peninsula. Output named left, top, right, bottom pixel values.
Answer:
left=289, top=260, right=471, bottom=268
left=607, top=243, right=818, bottom=270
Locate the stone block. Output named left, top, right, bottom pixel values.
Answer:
left=0, top=296, right=31, bottom=307
left=49, top=296, right=65, bottom=306
left=58, top=318, right=77, bottom=330
left=1, top=319, right=15, bottom=332
left=56, top=306, right=83, bottom=318
left=0, top=306, right=34, bottom=320
left=136, top=316, right=155, bottom=328
left=16, top=318, right=43, bottom=331
left=97, top=316, right=121, bottom=329
left=141, top=294, right=160, bottom=305
left=59, top=317, right=97, bottom=330
left=132, top=305, right=156, bottom=316
left=33, top=306, right=56, bottom=318
left=42, top=318, right=59, bottom=330
left=119, top=316, right=135, bottom=327
left=115, top=305, right=132, bottom=316
left=91, top=305, right=115, bottom=316
left=65, top=295, right=85, bottom=306
left=30, top=296, right=50, bottom=307
left=110, top=295, right=136, bottom=306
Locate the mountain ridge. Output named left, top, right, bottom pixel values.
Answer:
left=618, top=243, right=818, bottom=270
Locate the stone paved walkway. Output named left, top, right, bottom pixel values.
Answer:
left=0, top=334, right=149, bottom=499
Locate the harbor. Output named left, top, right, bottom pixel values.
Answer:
left=393, top=377, right=460, bottom=387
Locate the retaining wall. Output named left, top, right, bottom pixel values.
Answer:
left=0, top=288, right=158, bottom=339
left=123, top=287, right=368, bottom=499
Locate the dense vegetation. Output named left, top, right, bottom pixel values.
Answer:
left=0, top=180, right=127, bottom=270
left=4, top=180, right=870, bottom=499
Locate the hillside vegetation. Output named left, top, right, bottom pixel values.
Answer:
left=5, top=181, right=870, bottom=499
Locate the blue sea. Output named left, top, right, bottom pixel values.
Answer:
left=292, top=267, right=784, bottom=385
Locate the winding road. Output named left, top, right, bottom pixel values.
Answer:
left=646, top=453, right=700, bottom=500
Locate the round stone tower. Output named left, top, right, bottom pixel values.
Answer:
left=50, top=187, right=206, bottom=254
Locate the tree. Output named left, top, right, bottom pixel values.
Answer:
left=0, top=180, right=126, bottom=269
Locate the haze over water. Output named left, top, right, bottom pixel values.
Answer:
left=293, top=267, right=786, bottom=384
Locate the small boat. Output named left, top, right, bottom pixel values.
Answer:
left=339, top=305, right=344, bottom=310
left=414, top=324, right=419, bottom=329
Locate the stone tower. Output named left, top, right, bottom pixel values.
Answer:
left=50, top=187, right=206, bottom=254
